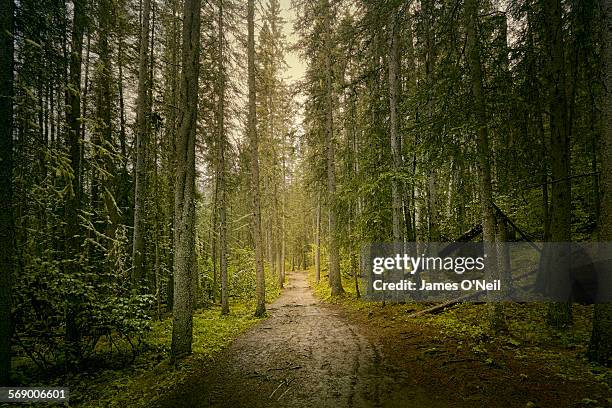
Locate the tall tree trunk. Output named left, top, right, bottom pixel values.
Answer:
left=350, top=93, right=361, bottom=298
left=218, top=0, right=229, bottom=316
left=132, top=0, right=151, bottom=289
left=405, top=13, right=417, bottom=242
left=465, top=0, right=502, bottom=329
left=588, top=0, right=612, bottom=366
left=210, top=160, right=218, bottom=301
left=64, top=0, right=87, bottom=364
left=323, top=0, right=344, bottom=296
left=0, top=0, right=13, bottom=386
left=96, top=0, right=117, bottom=242
left=81, top=33, right=90, bottom=175
left=274, top=183, right=282, bottom=288
left=117, top=22, right=129, bottom=224
left=280, top=155, right=287, bottom=286
left=526, top=6, right=550, bottom=241
left=423, top=0, right=438, bottom=242
left=249, top=0, right=266, bottom=317
left=542, top=0, right=573, bottom=327
left=171, top=0, right=200, bottom=360
left=388, top=12, right=402, bottom=244
left=163, top=0, right=180, bottom=312
left=315, top=191, right=321, bottom=283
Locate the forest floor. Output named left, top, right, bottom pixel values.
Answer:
left=153, top=271, right=437, bottom=408
left=154, top=271, right=612, bottom=408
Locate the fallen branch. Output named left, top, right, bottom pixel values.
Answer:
left=269, top=382, right=284, bottom=399
left=442, top=358, right=479, bottom=365
left=267, top=365, right=301, bottom=371
left=406, top=269, right=537, bottom=318
left=269, top=378, right=294, bottom=399
left=277, top=386, right=292, bottom=401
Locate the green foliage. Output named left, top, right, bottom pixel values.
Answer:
left=197, top=245, right=282, bottom=304
left=67, top=303, right=263, bottom=407
left=148, top=304, right=259, bottom=358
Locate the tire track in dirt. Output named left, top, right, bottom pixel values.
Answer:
left=155, top=272, right=436, bottom=408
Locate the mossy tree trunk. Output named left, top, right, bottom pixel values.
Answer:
left=465, top=0, right=503, bottom=330
left=542, top=0, right=573, bottom=328
left=0, top=0, right=14, bottom=386
left=218, top=0, right=229, bottom=316
left=132, top=0, right=151, bottom=289
left=249, top=0, right=266, bottom=317
left=64, top=0, right=87, bottom=363
left=322, top=0, right=344, bottom=296
left=588, top=0, right=612, bottom=367
left=171, top=0, right=201, bottom=359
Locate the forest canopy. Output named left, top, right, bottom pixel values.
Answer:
left=0, top=0, right=611, bottom=399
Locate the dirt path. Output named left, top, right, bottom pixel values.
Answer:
left=155, top=272, right=440, bottom=408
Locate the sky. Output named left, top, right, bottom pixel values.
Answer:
left=278, top=0, right=306, bottom=84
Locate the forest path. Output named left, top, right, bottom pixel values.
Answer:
left=154, top=271, right=438, bottom=408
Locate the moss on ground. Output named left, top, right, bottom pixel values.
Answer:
left=306, top=266, right=612, bottom=404
left=74, top=303, right=261, bottom=407
left=72, top=270, right=283, bottom=407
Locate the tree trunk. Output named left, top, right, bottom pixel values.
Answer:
left=315, top=191, right=321, bottom=283
left=423, top=0, right=438, bottom=242
left=542, top=0, right=573, bottom=327
left=64, top=0, right=87, bottom=364
left=218, top=0, right=229, bottom=316
left=405, top=13, right=417, bottom=243
left=0, top=0, right=13, bottom=386
left=96, top=0, right=117, bottom=242
left=117, top=23, right=130, bottom=226
left=280, top=156, right=287, bottom=286
left=388, top=13, right=402, bottom=244
left=588, top=0, right=612, bottom=366
left=465, top=0, right=501, bottom=329
left=171, top=0, right=200, bottom=360
left=323, top=0, right=344, bottom=296
left=132, top=0, right=151, bottom=289
left=248, top=0, right=266, bottom=317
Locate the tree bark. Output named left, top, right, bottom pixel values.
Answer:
left=280, top=155, right=287, bottom=286
left=95, top=0, right=117, bottom=242
left=315, top=191, right=321, bottom=283
left=465, top=0, right=502, bottom=329
left=388, top=13, right=402, bottom=244
left=249, top=0, right=266, bottom=317
left=218, top=0, right=229, bottom=316
left=323, top=0, right=344, bottom=296
left=423, top=0, right=439, bottom=242
left=64, top=0, right=87, bottom=363
left=588, top=0, right=612, bottom=366
left=542, top=0, right=573, bottom=327
left=132, top=0, right=151, bottom=289
left=0, top=0, right=13, bottom=386
left=171, top=0, right=200, bottom=360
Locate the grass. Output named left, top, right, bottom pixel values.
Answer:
left=306, top=266, right=612, bottom=395
left=76, top=302, right=263, bottom=407
left=4, top=271, right=283, bottom=408
left=73, top=270, right=283, bottom=407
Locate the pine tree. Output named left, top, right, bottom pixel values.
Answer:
left=0, top=0, right=14, bottom=386
left=132, top=0, right=152, bottom=289
left=588, top=0, right=612, bottom=367
left=171, top=0, right=201, bottom=359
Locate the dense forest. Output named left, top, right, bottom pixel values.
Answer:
left=0, top=0, right=611, bottom=405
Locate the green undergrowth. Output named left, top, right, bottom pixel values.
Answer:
left=7, top=297, right=281, bottom=407
left=70, top=303, right=258, bottom=407
left=307, top=267, right=612, bottom=392
left=4, top=269, right=283, bottom=408
left=73, top=267, right=282, bottom=407
left=76, top=277, right=282, bottom=408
